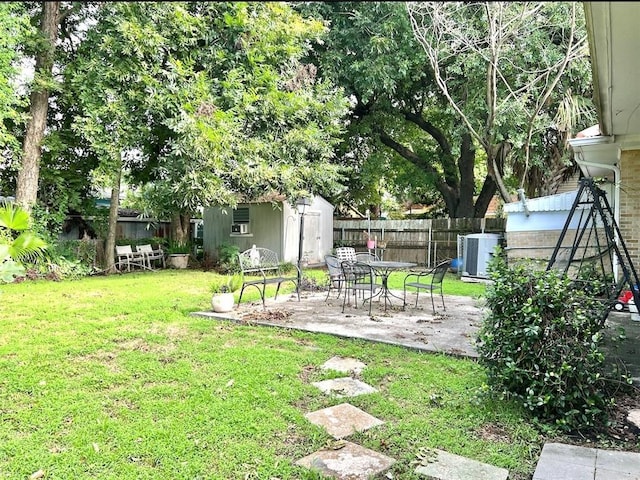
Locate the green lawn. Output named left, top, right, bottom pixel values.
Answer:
left=1, top=269, right=540, bottom=479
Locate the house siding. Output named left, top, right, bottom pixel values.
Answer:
left=620, top=150, right=640, bottom=268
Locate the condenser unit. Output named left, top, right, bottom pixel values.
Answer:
left=462, top=233, right=501, bottom=279
left=231, top=223, right=249, bottom=234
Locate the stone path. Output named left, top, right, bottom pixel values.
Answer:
left=294, top=355, right=508, bottom=479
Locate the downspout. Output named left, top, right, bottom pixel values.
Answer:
left=517, top=188, right=530, bottom=217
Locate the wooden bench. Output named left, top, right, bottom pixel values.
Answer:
left=237, top=247, right=300, bottom=309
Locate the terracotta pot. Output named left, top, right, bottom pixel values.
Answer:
left=211, top=292, right=235, bottom=312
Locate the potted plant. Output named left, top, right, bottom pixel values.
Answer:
left=167, top=241, right=190, bottom=269
left=362, top=231, right=376, bottom=250
left=210, top=274, right=243, bottom=312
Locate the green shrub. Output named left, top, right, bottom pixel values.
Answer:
left=477, top=251, right=617, bottom=432
left=217, top=243, right=240, bottom=273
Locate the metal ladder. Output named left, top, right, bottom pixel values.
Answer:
left=546, top=177, right=640, bottom=322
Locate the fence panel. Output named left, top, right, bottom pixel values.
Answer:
left=333, top=218, right=505, bottom=266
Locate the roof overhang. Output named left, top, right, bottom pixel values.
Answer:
left=584, top=2, right=640, bottom=150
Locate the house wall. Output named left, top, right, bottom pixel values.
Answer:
left=620, top=150, right=640, bottom=268
left=204, top=203, right=285, bottom=260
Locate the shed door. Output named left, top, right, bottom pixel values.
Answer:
left=302, top=212, right=321, bottom=265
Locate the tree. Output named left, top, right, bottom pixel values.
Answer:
left=69, top=2, right=349, bottom=267
left=125, top=2, right=349, bottom=243
left=298, top=1, right=495, bottom=218
left=15, top=1, right=65, bottom=212
left=406, top=2, right=593, bottom=201
left=0, top=3, right=32, bottom=156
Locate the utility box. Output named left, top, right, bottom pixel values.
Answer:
left=461, top=233, right=501, bottom=279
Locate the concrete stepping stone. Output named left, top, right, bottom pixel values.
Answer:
left=414, top=448, right=508, bottom=480
left=321, top=356, right=366, bottom=375
left=312, top=377, right=378, bottom=398
left=627, top=409, right=640, bottom=429
left=533, top=442, right=640, bottom=480
left=295, top=440, right=395, bottom=480
left=304, top=403, right=384, bottom=439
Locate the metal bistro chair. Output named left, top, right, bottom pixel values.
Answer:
left=324, top=254, right=345, bottom=301
left=355, top=251, right=379, bottom=262
left=403, top=260, right=450, bottom=313
left=341, top=260, right=379, bottom=316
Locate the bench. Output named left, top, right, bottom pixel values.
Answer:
left=237, top=247, right=300, bottom=309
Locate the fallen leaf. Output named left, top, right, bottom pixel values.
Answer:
left=29, top=470, right=45, bottom=479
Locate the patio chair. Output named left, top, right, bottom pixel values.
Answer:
left=341, top=260, right=379, bottom=316
left=115, top=245, right=144, bottom=272
left=324, top=254, right=345, bottom=301
left=335, top=246, right=357, bottom=262
left=403, top=260, right=450, bottom=313
left=355, top=251, right=379, bottom=262
left=135, top=244, right=165, bottom=270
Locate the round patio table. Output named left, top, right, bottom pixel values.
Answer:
left=367, top=261, right=417, bottom=311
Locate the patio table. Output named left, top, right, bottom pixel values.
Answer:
left=366, top=261, right=417, bottom=311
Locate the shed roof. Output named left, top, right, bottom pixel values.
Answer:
left=503, top=190, right=579, bottom=214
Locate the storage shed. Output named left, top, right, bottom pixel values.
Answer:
left=202, top=195, right=334, bottom=265
left=503, top=185, right=614, bottom=266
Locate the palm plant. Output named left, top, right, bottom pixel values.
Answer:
left=0, top=201, right=48, bottom=283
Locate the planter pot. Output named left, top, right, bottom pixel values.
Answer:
left=168, top=253, right=189, bottom=269
left=366, top=239, right=376, bottom=250
left=211, top=292, right=235, bottom=313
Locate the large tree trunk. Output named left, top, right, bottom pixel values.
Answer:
left=15, top=1, right=61, bottom=213
left=171, top=213, right=191, bottom=245
left=104, top=166, right=122, bottom=274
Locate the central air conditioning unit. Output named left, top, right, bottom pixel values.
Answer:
left=231, top=223, right=249, bottom=234
left=462, top=233, right=501, bottom=279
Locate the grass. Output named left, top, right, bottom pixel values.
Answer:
left=0, top=269, right=546, bottom=479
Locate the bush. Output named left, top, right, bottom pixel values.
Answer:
left=477, top=252, right=618, bottom=432
left=217, top=243, right=240, bottom=273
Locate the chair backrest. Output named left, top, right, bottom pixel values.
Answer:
left=325, top=255, right=342, bottom=277
left=355, top=252, right=378, bottom=263
left=340, top=260, right=374, bottom=283
left=335, top=247, right=357, bottom=262
left=431, top=261, right=450, bottom=285
left=116, top=245, right=133, bottom=255
left=136, top=244, right=153, bottom=254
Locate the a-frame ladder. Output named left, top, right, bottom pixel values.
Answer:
left=546, top=177, right=640, bottom=322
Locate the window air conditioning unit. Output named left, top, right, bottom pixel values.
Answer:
left=231, top=224, right=249, bottom=234
left=462, top=233, right=501, bottom=279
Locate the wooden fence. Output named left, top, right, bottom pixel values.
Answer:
left=333, top=217, right=506, bottom=267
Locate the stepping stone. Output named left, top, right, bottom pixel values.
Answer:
left=415, top=448, right=508, bottom=480
left=295, top=440, right=395, bottom=480
left=627, top=409, right=640, bottom=429
left=312, top=377, right=378, bottom=398
left=321, top=356, right=366, bottom=375
left=305, top=403, right=384, bottom=439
